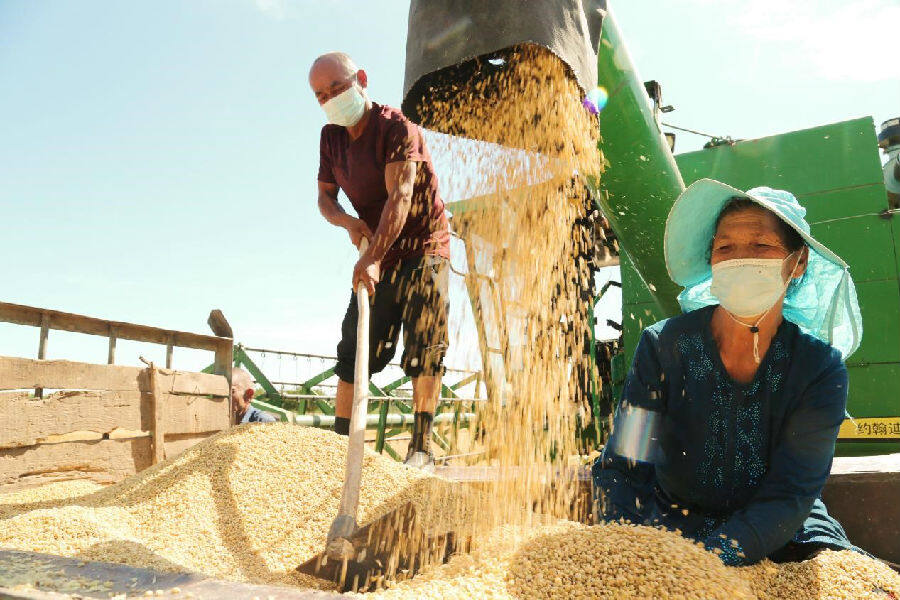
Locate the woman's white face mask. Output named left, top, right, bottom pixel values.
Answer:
left=710, top=252, right=800, bottom=318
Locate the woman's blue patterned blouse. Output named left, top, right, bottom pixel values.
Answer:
left=593, top=305, right=856, bottom=565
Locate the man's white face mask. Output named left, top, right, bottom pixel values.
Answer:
left=710, top=252, right=800, bottom=318
left=322, top=82, right=367, bottom=127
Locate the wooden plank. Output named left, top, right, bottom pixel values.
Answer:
left=0, top=473, right=101, bottom=495
left=0, top=438, right=153, bottom=486
left=163, top=393, right=229, bottom=435
left=148, top=365, right=165, bottom=464
left=163, top=370, right=229, bottom=396
left=1, top=391, right=144, bottom=448
left=34, top=431, right=105, bottom=444
left=0, top=433, right=218, bottom=487
left=0, top=390, right=229, bottom=449
left=207, top=309, right=233, bottom=338
left=107, top=326, right=117, bottom=365
left=0, top=356, right=143, bottom=392
left=213, top=340, right=232, bottom=379
left=37, top=314, right=49, bottom=360
left=35, top=314, right=49, bottom=399
left=0, top=301, right=228, bottom=353
left=1, top=432, right=210, bottom=452
left=0, top=356, right=228, bottom=396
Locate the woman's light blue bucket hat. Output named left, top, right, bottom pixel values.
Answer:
left=665, top=178, right=863, bottom=359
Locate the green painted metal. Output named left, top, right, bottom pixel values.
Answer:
left=369, top=381, right=386, bottom=397
left=845, top=364, right=900, bottom=417
left=382, top=443, right=402, bottom=462
left=314, top=398, right=334, bottom=415
left=239, top=347, right=483, bottom=459
left=383, top=376, right=410, bottom=393
left=375, top=398, right=390, bottom=454
left=635, top=117, right=900, bottom=456
left=284, top=411, right=475, bottom=428
left=675, top=118, right=886, bottom=198
left=301, top=367, right=336, bottom=390
left=372, top=374, right=404, bottom=455
left=431, top=404, right=452, bottom=452
left=609, top=351, right=626, bottom=405
left=393, top=399, right=413, bottom=414
left=297, top=367, right=336, bottom=415
left=618, top=255, right=668, bottom=366
left=450, top=372, right=479, bottom=390
left=813, top=213, right=895, bottom=283
left=584, top=294, right=604, bottom=448
left=852, top=280, right=900, bottom=366
left=233, top=345, right=282, bottom=406
left=590, top=10, right=685, bottom=320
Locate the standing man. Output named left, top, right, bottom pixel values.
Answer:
left=309, top=51, right=450, bottom=470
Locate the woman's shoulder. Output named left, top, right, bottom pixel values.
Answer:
left=782, top=318, right=846, bottom=374
left=642, top=305, right=715, bottom=340
left=630, top=307, right=716, bottom=361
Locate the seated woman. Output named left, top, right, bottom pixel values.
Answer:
left=593, top=179, right=863, bottom=565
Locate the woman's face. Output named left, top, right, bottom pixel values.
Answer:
left=711, top=206, right=808, bottom=279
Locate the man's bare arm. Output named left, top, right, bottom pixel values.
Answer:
left=318, top=180, right=372, bottom=246
left=367, top=160, right=416, bottom=262
left=351, top=161, right=416, bottom=294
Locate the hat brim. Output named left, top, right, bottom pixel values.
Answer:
left=664, top=179, right=847, bottom=288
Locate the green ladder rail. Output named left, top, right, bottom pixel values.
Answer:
left=209, top=344, right=483, bottom=461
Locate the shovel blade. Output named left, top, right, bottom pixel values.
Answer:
left=296, top=502, right=465, bottom=593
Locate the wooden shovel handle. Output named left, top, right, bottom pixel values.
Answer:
left=337, top=237, right=371, bottom=520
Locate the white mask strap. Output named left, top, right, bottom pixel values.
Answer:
left=722, top=250, right=803, bottom=364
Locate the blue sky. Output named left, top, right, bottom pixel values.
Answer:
left=1, top=0, right=898, bottom=377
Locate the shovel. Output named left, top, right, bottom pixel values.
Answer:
left=297, top=239, right=464, bottom=592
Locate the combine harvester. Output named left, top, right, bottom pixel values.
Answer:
left=1, top=1, right=898, bottom=597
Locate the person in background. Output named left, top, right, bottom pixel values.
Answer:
left=594, top=179, right=864, bottom=565
left=308, top=51, right=450, bottom=471
left=232, top=367, right=277, bottom=424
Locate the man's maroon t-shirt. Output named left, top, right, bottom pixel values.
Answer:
left=317, top=103, right=451, bottom=270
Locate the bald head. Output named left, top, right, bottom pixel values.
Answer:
left=232, top=367, right=254, bottom=393
left=309, top=51, right=368, bottom=106
left=230, top=367, right=255, bottom=422
left=310, top=52, right=357, bottom=80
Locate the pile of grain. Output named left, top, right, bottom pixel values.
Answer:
left=0, top=424, right=478, bottom=590
left=0, top=479, right=102, bottom=518
left=2, top=435, right=898, bottom=599
left=365, top=520, right=900, bottom=600
left=745, top=550, right=900, bottom=600
left=366, top=521, right=753, bottom=600
left=507, top=523, right=754, bottom=599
